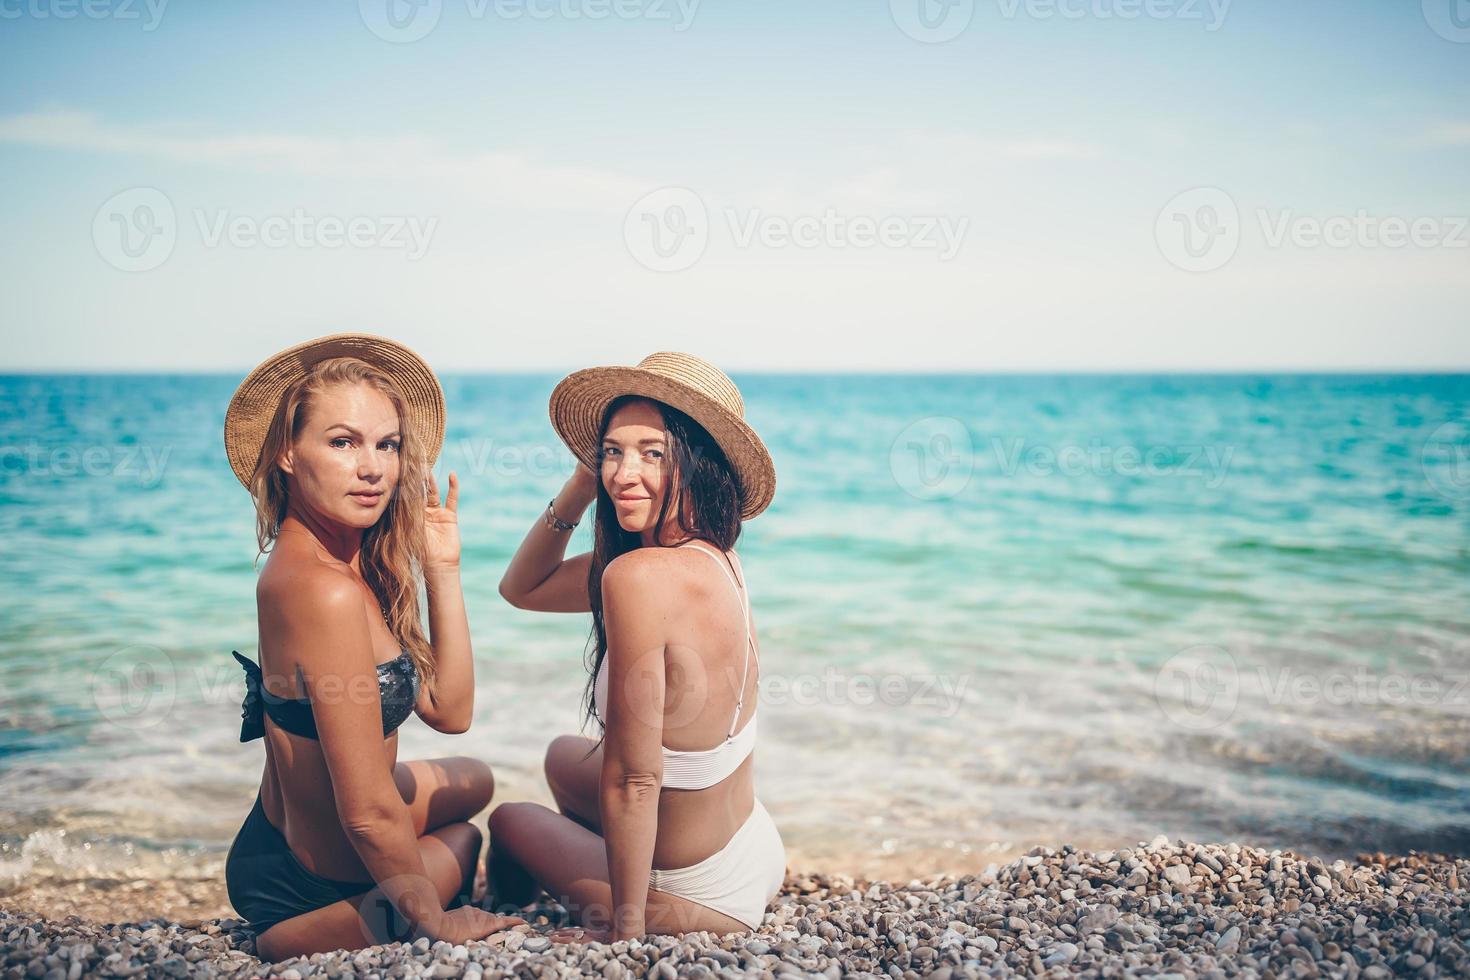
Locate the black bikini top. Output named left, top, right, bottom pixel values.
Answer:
left=232, top=650, right=420, bottom=742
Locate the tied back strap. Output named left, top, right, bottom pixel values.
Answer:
left=232, top=650, right=265, bottom=743
left=680, top=543, right=756, bottom=741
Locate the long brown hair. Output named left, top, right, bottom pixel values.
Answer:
left=249, top=356, right=436, bottom=691
left=583, top=395, right=743, bottom=730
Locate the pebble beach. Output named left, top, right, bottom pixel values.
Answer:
left=4, top=837, right=1467, bottom=978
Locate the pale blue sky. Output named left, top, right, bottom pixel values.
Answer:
left=2, top=0, right=1467, bottom=371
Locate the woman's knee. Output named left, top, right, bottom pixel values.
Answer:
left=488, top=800, right=527, bottom=838
left=543, top=735, right=577, bottom=782
left=440, top=817, right=483, bottom=858
left=543, top=735, right=595, bottom=796
left=418, top=755, right=496, bottom=820
left=488, top=801, right=549, bottom=851
left=254, top=928, right=287, bottom=963
left=454, top=756, right=496, bottom=810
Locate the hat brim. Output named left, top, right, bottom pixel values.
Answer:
left=549, top=366, right=775, bottom=520
left=223, top=333, right=446, bottom=490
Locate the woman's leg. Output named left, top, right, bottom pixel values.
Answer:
left=253, top=821, right=483, bottom=962
left=481, top=734, right=601, bottom=911
left=394, top=756, right=496, bottom=835
left=543, top=734, right=602, bottom=832
left=486, top=802, right=749, bottom=937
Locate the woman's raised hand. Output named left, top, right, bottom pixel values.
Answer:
left=424, top=470, right=461, bottom=571
left=568, top=461, right=598, bottom=500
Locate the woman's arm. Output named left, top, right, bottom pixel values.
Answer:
left=416, top=564, right=472, bottom=732
left=415, top=471, right=473, bottom=732
left=498, top=464, right=599, bottom=613
left=596, top=551, right=669, bottom=940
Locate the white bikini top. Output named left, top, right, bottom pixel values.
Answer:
left=593, top=540, right=759, bottom=791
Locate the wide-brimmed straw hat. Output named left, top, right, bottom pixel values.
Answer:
left=548, top=352, right=776, bottom=519
left=223, top=332, right=446, bottom=490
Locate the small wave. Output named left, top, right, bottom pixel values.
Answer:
left=0, top=828, right=224, bottom=894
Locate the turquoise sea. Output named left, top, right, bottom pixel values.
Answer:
left=1, top=373, right=1468, bottom=897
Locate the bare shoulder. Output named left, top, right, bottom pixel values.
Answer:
left=601, top=544, right=730, bottom=613
left=601, top=547, right=672, bottom=595
left=602, top=546, right=710, bottom=606
left=257, top=549, right=362, bottom=623
left=599, top=551, right=693, bottom=669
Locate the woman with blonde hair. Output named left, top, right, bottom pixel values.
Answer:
left=490, top=352, right=786, bottom=941
left=222, top=334, right=521, bottom=960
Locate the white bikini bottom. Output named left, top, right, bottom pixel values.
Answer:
left=648, top=797, right=785, bottom=931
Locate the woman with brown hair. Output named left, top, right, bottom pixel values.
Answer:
left=221, top=334, right=522, bottom=960
left=490, top=352, right=786, bottom=942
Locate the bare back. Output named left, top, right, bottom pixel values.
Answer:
left=254, top=529, right=410, bottom=882
left=617, top=544, right=763, bottom=870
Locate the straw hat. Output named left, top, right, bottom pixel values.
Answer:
left=548, top=352, right=775, bottom=520
left=223, top=332, right=446, bottom=490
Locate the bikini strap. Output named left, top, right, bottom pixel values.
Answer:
left=679, top=541, right=756, bottom=740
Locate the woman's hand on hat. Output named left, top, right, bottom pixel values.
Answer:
left=424, top=470, right=461, bottom=572
left=567, top=460, right=599, bottom=501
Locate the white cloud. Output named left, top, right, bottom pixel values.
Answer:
left=893, top=130, right=1106, bottom=162
left=1426, top=122, right=1470, bottom=146
left=0, top=109, right=1109, bottom=216
left=827, top=166, right=948, bottom=211
left=0, top=109, right=647, bottom=211
left=995, top=139, right=1105, bottom=160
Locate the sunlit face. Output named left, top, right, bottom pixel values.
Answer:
left=279, top=383, right=402, bottom=530
left=600, top=399, right=676, bottom=535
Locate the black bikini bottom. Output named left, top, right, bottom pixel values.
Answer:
left=225, top=792, right=375, bottom=935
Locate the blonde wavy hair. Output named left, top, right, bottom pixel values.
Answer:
left=248, top=356, right=436, bottom=691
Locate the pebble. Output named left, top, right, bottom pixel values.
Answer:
left=3, top=840, right=1466, bottom=978
left=1080, top=904, right=1119, bottom=933
left=1042, top=941, right=1077, bottom=965
left=1163, top=865, right=1193, bottom=887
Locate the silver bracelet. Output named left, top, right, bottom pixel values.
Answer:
left=544, top=498, right=578, bottom=532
